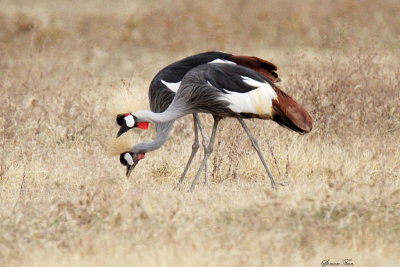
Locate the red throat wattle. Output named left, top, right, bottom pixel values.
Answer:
left=137, top=122, right=149, bottom=130
left=138, top=153, right=146, bottom=160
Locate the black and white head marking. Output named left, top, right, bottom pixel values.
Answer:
left=120, top=152, right=146, bottom=177
left=124, top=114, right=135, bottom=128
left=123, top=152, right=134, bottom=165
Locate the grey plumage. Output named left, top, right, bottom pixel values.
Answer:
left=133, top=63, right=276, bottom=122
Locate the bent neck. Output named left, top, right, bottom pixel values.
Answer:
left=131, top=122, right=174, bottom=153
left=134, top=106, right=187, bottom=124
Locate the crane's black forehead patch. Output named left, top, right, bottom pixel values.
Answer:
left=120, top=153, right=126, bottom=165
left=116, top=114, right=125, bottom=126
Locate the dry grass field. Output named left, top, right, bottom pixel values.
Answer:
left=1, top=0, right=400, bottom=266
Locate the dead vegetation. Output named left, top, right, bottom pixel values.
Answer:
left=1, top=0, right=400, bottom=266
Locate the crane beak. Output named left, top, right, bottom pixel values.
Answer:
left=117, top=125, right=130, bottom=137
left=126, top=160, right=139, bottom=178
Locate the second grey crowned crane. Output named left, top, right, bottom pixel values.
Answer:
left=117, top=62, right=313, bottom=191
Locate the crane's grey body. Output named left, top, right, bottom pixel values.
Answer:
left=133, top=63, right=278, bottom=124
left=141, top=51, right=280, bottom=152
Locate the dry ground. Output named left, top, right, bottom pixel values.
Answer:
left=1, top=0, right=400, bottom=266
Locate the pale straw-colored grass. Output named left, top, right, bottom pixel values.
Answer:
left=1, top=0, right=399, bottom=266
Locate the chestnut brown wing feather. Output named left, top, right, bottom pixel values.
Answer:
left=229, top=55, right=280, bottom=83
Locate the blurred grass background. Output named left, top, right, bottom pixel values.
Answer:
left=1, top=0, right=400, bottom=266
left=2, top=0, right=400, bottom=51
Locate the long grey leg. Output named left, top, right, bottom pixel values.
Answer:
left=175, top=114, right=200, bottom=188
left=194, top=114, right=210, bottom=184
left=189, top=116, right=221, bottom=192
left=237, top=118, right=276, bottom=189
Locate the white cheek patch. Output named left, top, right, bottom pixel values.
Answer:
left=124, top=153, right=134, bottom=165
left=125, top=115, right=135, bottom=128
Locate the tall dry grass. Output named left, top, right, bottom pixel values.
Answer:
left=1, top=0, right=400, bottom=266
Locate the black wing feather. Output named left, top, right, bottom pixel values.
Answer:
left=187, top=63, right=271, bottom=94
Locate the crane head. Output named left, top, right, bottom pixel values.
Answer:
left=120, top=152, right=146, bottom=177
left=116, top=113, right=149, bottom=137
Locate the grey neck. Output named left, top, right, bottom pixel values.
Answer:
left=134, top=104, right=189, bottom=124
left=131, top=122, right=174, bottom=153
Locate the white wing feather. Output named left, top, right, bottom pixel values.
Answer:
left=219, top=76, right=277, bottom=116
left=161, top=80, right=181, bottom=93
left=208, top=59, right=236, bottom=65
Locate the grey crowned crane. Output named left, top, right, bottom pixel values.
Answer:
left=116, top=51, right=281, bottom=186
left=117, top=62, right=313, bottom=191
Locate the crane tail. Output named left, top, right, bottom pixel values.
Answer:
left=271, top=87, right=313, bottom=134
